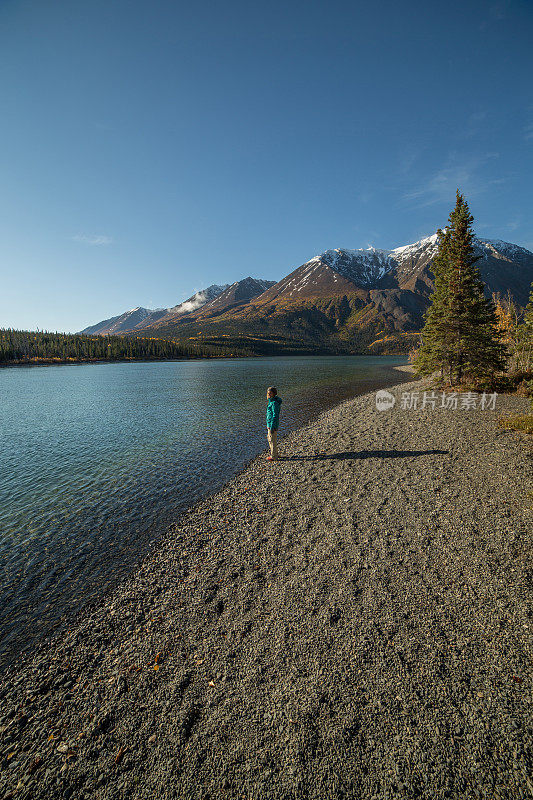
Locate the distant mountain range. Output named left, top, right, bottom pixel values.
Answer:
left=81, top=235, right=533, bottom=355
left=81, top=279, right=277, bottom=336
left=81, top=284, right=228, bottom=335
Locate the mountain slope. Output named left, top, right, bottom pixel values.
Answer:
left=166, top=284, right=230, bottom=316
left=80, top=280, right=279, bottom=336
left=81, top=234, right=533, bottom=355
left=81, top=307, right=169, bottom=336
left=177, top=278, right=276, bottom=319
left=253, top=261, right=369, bottom=304
left=392, top=234, right=533, bottom=304
left=250, top=235, right=533, bottom=309
left=140, top=234, right=533, bottom=354
left=80, top=284, right=230, bottom=335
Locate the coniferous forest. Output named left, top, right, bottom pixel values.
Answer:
left=0, top=329, right=251, bottom=365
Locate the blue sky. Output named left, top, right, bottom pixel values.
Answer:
left=1, top=0, right=532, bottom=332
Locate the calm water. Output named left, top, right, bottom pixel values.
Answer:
left=0, top=355, right=408, bottom=666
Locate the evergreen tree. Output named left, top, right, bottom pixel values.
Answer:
left=0, top=328, right=253, bottom=364
left=415, top=190, right=506, bottom=385
left=413, top=226, right=453, bottom=379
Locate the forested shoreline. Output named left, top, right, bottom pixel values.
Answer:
left=0, top=328, right=409, bottom=365
left=0, top=328, right=253, bottom=365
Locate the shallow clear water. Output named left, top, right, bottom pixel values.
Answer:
left=0, top=355, right=407, bottom=666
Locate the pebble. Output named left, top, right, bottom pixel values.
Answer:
left=0, top=379, right=530, bottom=800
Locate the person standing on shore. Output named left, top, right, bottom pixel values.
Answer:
left=266, top=386, right=282, bottom=461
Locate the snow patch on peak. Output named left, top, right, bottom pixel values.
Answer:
left=254, top=278, right=276, bottom=291
left=299, top=233, right=531, bottom=293
left=320, top=246, right=393, bottom=261
left=391, top=232, right=441, bottom=259
left=311, top=247, right=396, bottom=288
left=391, top=232, right=530, bottom=262
left=126, top=306, right=168, bottom=316
left=474, top=238, right=532, bottom=259
left=122, top=307, right=155, bottom=320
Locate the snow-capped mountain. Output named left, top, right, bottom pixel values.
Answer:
left=81, top=306, right=170, bottom=336
left=144, top=278, right=278, bottom=332
left=80, top=280, right=272, bottom=335
left=167, top=284, right=230, bottom=316
left=193, top=278, right=276, bottom=318
left=80, top=234, right=533, bottom=348
left=255, top=234, right=533, bottom=309
left=316, top=247, right=396, bottom=287
left=256, top=234, right=444, bottom=305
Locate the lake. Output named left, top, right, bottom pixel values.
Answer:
left=0, top=355, right=409, bottom=666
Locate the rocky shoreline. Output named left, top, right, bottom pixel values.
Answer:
left=1, top=378, right=531, bottom=800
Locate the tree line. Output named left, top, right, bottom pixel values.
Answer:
left=0, top=329, right=252, bottom=364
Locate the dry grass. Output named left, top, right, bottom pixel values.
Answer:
left=498, top=414, right=533, bottom=435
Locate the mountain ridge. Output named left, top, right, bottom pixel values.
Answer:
left=80, top=234, right=533, bottom=354
left=80, top=284, right=230, bottom=335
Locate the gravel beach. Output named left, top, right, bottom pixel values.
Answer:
left=1, top=377, right=531, bottom=800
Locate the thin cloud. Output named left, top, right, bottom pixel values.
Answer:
left=464, top=110, right=488, bottom=138
left=402, top=152, right=503, bottom=208
left=398, top=151, right=418, bottom=176
left=72, top=234, right=114, bottom=246
left=506, top=218, right=521, bottom=232
left=524, top=122, right=533, bottom=141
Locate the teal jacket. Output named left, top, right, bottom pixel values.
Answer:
left=266, top=396, right=282, bottom=430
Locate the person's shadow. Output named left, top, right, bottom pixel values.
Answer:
left=283, top=449, right=449, bottom=461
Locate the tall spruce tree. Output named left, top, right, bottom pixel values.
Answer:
left=415, top=190, right=506, bottom=385
left=413, top=226, right=453, bottom=379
